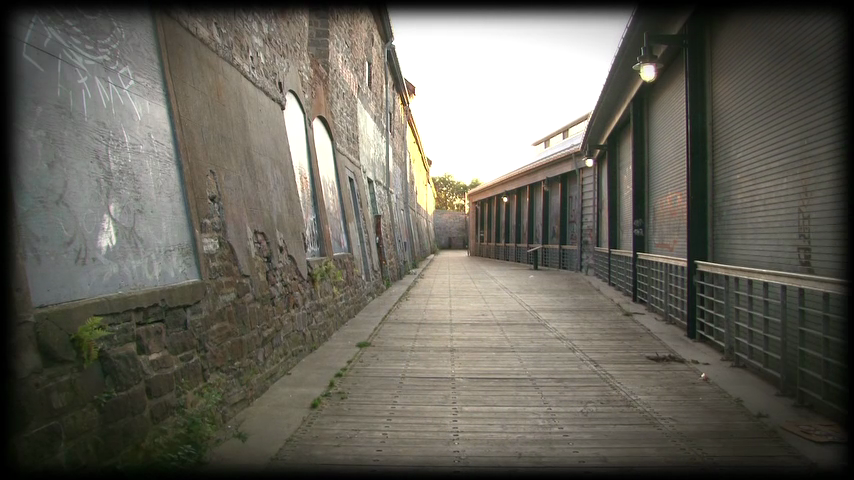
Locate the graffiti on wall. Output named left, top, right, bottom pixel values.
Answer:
left=12, top=10, right=199, bottom=307
left=650, top=191, right=685, bottom=253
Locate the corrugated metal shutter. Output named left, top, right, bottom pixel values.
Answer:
left=647, top=52, right=687, bottom=258
left=618, top=124, right=633, bottom=250
left=520, top=188, right=529, bottom=244
left=598, top=157, right=608, bottom=247
left=532, top=182, right=543, bottom=244
left=548, top=177, right=561, bottom=245
left=568, top=172, right=579, bottom=245
left=710, top=13, right=847, bottom=278
left=581, top=165, right=596, bottom=268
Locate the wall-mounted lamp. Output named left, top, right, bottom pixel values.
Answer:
left=632, top=33, right=686, bottom=83
left=501, top=192, right=508, bottom=203
left=584, top=144, right=607, bottom=167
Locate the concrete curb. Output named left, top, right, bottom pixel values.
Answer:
left=204, top=254, right=436, bottom=471
left=579, top=273, right=846, bottom=470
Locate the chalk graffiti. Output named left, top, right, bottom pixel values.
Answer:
left=20, top=12, right=143, bottom=124
left=13, top=10, right=198, bottom=307
left=651, top=192, right=685, bottom=252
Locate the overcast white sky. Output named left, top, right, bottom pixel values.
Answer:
left=388, top=8, right=634, bottom=185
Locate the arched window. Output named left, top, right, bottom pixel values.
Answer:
left=312, top=118, right=350, bottom=254
left=284, top=92, right=322, bottom=257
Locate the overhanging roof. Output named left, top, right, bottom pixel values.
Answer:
left=581, top=7, right=694, bottom=151
left=468, top=118, right=589, bottom=200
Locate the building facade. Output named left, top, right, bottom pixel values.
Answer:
left=9, top=7, right=433, bottom=468
left=470, top=6, right=848, bottom=423
left=468, top=114, right=595, bottom=273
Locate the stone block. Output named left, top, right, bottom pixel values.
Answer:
left=35, top=320, right=77, bottom=364
left=63, top=436, right=100, bottom=470
left=96, top=414, right=151, bottom=460
left=176, top=359, right=203, bottom=390
left=207, top=321, right=236, bottom=346
left=13, top=322, right=43, bottom=379
left=149, top=395, right=177, bottom=425
left=142, top=305, right=165, bottom=324
left=166, top=330, right=197, bottom=355
left=37, top=376, right=81, bottom=419
left=145, top=372, right=175, bottom=399
left=100, top=385, right=147, bottom=425
left=165, top=308, right=189, bottom=332
left=148, top=352, right=176, bottom=372
left=136, top=323, right=166, bottom=355
left=60, top=406, right=99, bottom=441
left=100, top=345, right=144, bottom=392
left=14, top=421, right=63, bottom=468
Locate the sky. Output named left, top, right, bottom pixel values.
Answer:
left=388, top=8, right=634, bottom=185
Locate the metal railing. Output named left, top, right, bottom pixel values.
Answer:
left=609, top=249, right=632, bottom=296
left=542, top=245, right=560, bottom=269
left=594, top=247, right=609, bottom=282
left=637, top=253, right=688, bottom=328
left=560, top=245, right=578, bottom=271
left=696, top=261, right=848, bottom=420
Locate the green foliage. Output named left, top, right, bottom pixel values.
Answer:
left=310, top=397, right=322, bottom=409
left=384, top=278, right=391, bottom=289
left=310, top=259, right=344, bottom=286
left=232, top=430, right=250, bottom=443
left=356, top=341, right=371, bottom=349
left=121, top=382, right=225, bottom=470
left=334, top=371, right=344, bottom=378
left=71, top=316, right=111, bottom=368
left=431, top=173, right=481, bottom=212
left=328, top=379, right=336, bottom=388
left=94, top=389, right=117, bottom=407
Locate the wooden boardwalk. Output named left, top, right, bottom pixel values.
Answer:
left=270, top=251, right=809, bottom=473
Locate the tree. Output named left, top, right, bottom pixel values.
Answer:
left=432, top=174, right=480, bottom=212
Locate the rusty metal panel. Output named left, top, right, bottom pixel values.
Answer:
left=710, top=12, right=847, bottom=279
left=647, top=52, right=687, bottom=259
left=10, top=11, right=200, bottom=307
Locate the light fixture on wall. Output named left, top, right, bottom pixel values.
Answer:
left=632, top=33, right=686, bottom=83
left=584, top=144, right=607, bottom=167
left=502, top=192, right=508, bottom=203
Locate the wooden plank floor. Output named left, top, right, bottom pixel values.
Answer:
left=271, top=251, right=809, bottom=473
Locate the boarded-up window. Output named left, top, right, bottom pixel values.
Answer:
left=312, top=118, right=349, bottom=254
left=11, top=10, right=199, bottom=307
left=284, top=92, right=322, bottom=258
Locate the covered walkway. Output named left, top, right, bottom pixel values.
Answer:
left=267, top=251, right=817, bottom=473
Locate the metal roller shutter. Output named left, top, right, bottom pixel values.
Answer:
left=598, top=157, right=608, bottom=247
left=531, top=182, right=543, bottom=244
left=568, top=172, right=579, bottom=245
left=710, top=13, right=847, bottom=278
left=647, top=52, right=687, bottom=258
left=618, top=124, right=633, bottom=250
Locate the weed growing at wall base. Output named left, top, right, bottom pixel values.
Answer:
left=71, top=316, right=111, bottom=368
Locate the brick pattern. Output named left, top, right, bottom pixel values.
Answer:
left=11, top=7, right=426, bottom=470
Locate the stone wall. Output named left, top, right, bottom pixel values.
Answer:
left=10, top=7, right=429, bottom=470
left=434, top=210, right=468, bottom=250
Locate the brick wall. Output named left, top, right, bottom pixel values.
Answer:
left=434, top=210, right=469, bottom=250
left=10, top=7, right=425, bottom=469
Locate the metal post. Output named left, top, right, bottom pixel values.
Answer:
left=724, top=274, right=733, bottom=360
left=663, top=264, right=671, bottom=324
left=779, top=284, right=788, bottom=394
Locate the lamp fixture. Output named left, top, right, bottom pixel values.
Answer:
left=584, top=144, right=607, bottom=167
left=632, top=33, right=686, bottom=83
left=501, top=193, right=508, bottom=203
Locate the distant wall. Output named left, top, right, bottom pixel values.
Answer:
left=433, top=210, right=467, bottom=249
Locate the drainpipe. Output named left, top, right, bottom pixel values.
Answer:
left=384, top=37, right=402, bottom=279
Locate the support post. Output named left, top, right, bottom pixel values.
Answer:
left=685, top=12, right=709, bottom=339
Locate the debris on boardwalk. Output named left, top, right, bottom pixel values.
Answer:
left=644, top=352, right=685, bottom=363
